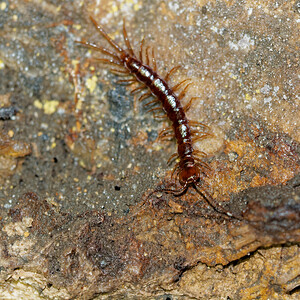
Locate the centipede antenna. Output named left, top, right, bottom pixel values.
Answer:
left=93, top=58, right=123, bottom=66
left=90, top=16, right=124, bottom=53
left=76, top=40, right=121, bottom=61
left=122, top=18, right=135, bottom=57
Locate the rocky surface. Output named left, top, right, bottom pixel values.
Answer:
left=0, top=0, right=299, bottom=299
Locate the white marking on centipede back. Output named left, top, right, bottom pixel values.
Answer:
left=131, top=60, right=140, bottom=71
left=179, top=124, right=188, bottom=137
left=140, top=66, right=151, bottom=77
left=167, top=95, right=177, bottom=109
left=154, top=78, right=166, bottom=92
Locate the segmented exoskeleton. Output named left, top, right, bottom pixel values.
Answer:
left=78, top=16, right=215, bottom=200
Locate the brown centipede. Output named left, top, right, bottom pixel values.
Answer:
left=77, top=17, right=230, bottom=215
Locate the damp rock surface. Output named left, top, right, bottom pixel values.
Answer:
left=0, top=0, right=299, bottom=299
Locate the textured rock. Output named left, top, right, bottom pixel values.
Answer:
left=0, top=0, right=299, bottom=299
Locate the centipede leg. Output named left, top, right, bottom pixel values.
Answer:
left=146, top=106, right=162, bottom=114
left=193, top=149, right=207, bottom=158
left=159, top=133, right=174, bottom=141
left=172, top=79, right=192, bottom=92
left=171, top=162, right=180, bottom=179
left=110, top=68, right=130, bottom=76
left=190, top=130, right=207, bottom=136
left=189, top=120, right=208, bottom=128
left=153, top=113, right=167, bottom=120
left=144, top=99, right=160, bottom=107
left=145, top=46, right=151, bottom=66
left=158, top=127, right=174, bottom=141
left=158, top=126, right=173, bottom=137
left=178, top=82, right=193, bottom=100
left=138, top=91, right=152, bottom=102
left=165, top=65, right=181, bottom=82
left=183, top=97, right=198, bottom=112
left=193, top=186, right=223, bottom=214
left=117, top=78, right=137, bottom=85
left=195, top=160, right=211, bottom=171
left=192, top=133, right=212, bottom=142
left=167, top=152, right=179, bottom=165
left=130, top=85, right=147, bottom=94
left=152, top=47, right=157, bottom=71
left=194, top=185, right=241, bottom=220
left=139, top=38, right=145, bottom=62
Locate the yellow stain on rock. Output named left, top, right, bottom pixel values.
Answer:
left=0, top=2, right=6, bottom=10
left=33, top=100, right=43, bottom=110
left=43, top=100, right=59, bottom=115
left=73, top=24, right=81, bottom=30
left=0, top=59, right=4, bottom=69
left=86, top=76, right=98, bottom=93
left=245, top=93, right=252, bottom=101
left=34, top=100, right=59, bottom=114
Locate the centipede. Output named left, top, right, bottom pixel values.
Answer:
left=77, top=16, right=229, bottom=215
